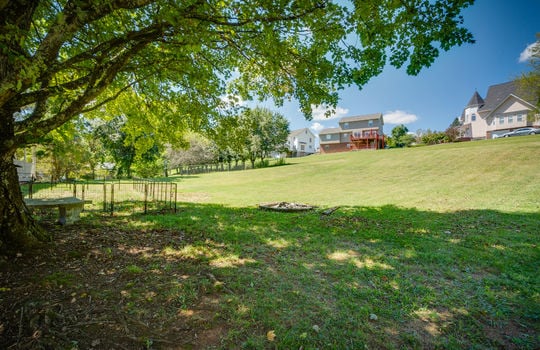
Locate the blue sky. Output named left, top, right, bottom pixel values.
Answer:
left=255, top=0, right=540, bottom=136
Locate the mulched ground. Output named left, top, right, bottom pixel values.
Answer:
left=0, top=217, right=228, bottom=349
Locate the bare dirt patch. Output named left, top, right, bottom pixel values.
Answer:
left=0, top=218, right=228, bottom=349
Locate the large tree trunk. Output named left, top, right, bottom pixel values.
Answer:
left=0, top=151, right=50, bottom=253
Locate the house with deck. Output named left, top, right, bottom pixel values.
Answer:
left=460, top=81, right=539, bottom=139
left=319, top=113, right=385, bottom=153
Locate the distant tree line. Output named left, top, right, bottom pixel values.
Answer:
left=386, top=118, right=462, bottom=148
left=16, top=107, right=289, bottom=180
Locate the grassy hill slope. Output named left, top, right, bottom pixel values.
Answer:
left=3, top=137, right=539, bottom=349
left=176, top=136, right=540, bottom=213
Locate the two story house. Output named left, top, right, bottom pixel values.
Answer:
left=287, top=128, right=316, bottom=157
left=319, top=113, right=385, bottom=153
left=460, top=81, right=539, bottom=139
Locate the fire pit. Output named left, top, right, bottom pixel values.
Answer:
left=258, top=202, right=315, bottom=212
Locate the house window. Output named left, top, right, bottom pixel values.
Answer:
left=309, top=138, right=312, bottom=142
left=325, top=134, right=331, bottom=140
left=508, top=115, right=513, bottom=124
left=343, top=122, right=349, bottom=129
left=471, top=113, right=476, bottom=121
left=324, top=145, right=329, bottom=149
left=368, top=120, right=373, bottom=126
left=517, top=114, right=524, bottom=122
left=300, top=145, right=305, bottom=151
left=499, top=115, right=504, bottom=124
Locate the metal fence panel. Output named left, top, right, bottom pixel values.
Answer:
left=21, top=180, right=177, bottom=216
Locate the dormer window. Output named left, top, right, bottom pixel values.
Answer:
left=471, top=113, right=476, bottom=121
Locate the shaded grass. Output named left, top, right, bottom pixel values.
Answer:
left=135, top=202, right=539, bottom=349
left=2, top=203, right=538, bottom=349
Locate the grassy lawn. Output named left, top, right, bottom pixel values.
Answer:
left=1, top=136, right=539, bottom=349
left=174, top=136, right=539, bottom=213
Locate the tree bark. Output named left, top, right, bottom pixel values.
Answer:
left=0, top=120, right=50, bottom=253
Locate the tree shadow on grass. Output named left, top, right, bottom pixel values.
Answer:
left=1, top=204, right=538, bottom=349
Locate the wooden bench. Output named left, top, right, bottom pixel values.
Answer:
left=24, top=197, right=85, bottom=225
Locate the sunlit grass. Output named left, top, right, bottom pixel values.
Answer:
left=171, top=136, right=540, bottom=213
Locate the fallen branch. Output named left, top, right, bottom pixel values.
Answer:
left=321, top=206, right=340, bottom=216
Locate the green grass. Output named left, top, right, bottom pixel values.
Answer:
left=172, top=136, right=540, bottom=213
left=7, top=136, right=539, bottom=349
left=129, top=136, right=538, bottom=348
left=133, top=203, right=538, bottom=349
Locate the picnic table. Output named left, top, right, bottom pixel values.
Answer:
left=24, top=197, right=85, bottom=225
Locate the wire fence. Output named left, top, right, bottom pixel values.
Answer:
left=20, top=179, right=177, bottom=216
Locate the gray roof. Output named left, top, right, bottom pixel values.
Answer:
left=340, top=113, right=383, bottom=123
left=466, top=91, right=485, bottom=108
left=318, top=127, right=341, bottom=135
left=288, top=128, right=312, bottom=138
left=477, top=81, right=535, bottom=114
left=478, top=81, right=516, bottom=113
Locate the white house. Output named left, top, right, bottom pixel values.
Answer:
left=14, top=159, right=33, bottom=182
left=460, top=81, right=539, bottom=139
left=287, top=128, right=316, bottom=157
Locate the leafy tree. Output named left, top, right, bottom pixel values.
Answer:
left=0, top=0, right=474, bottom=250
left=131, top=143, right=162, bottom=178
left=213, top=115, right=250, bottom=169
left=251, top=107, right=290, bottom=163
left=517, top=34, right=540, bottom=123
left=165, top=133, right=217, bottom=173
left=75, top=118, right=107, bottom=179
left=236, top=107, right=290, bottom=167
left=94, top=116, right=137, bottom=178
left=444, top=117, right=461, bottom=142
left=421, top=130, right=447, bottom=145
left=388, top=124, right=415, bottom=148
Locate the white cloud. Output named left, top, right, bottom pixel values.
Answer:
left=519, top=42, right=538, bottom=63
left=310, top=122, right=325, bottom=133
left=383, top=110, right=418, bottom=124
left=311, top=105, right=349, bottom=121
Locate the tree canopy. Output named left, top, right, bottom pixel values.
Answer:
left=517, top=34, right=540, bottom=121
left=1, top=0, right=475, bottom=249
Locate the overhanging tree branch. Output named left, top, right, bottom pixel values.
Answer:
left=13, top=40, right=151, bottom=148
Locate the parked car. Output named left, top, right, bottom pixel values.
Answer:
left=502, top=127, right=540, bottom=137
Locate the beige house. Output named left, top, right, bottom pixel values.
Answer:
left=287, top=128, right=316, bottom=157
left=460, top=81, right=539, bottom=139
left=319, top=113, right=385, bottom=153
